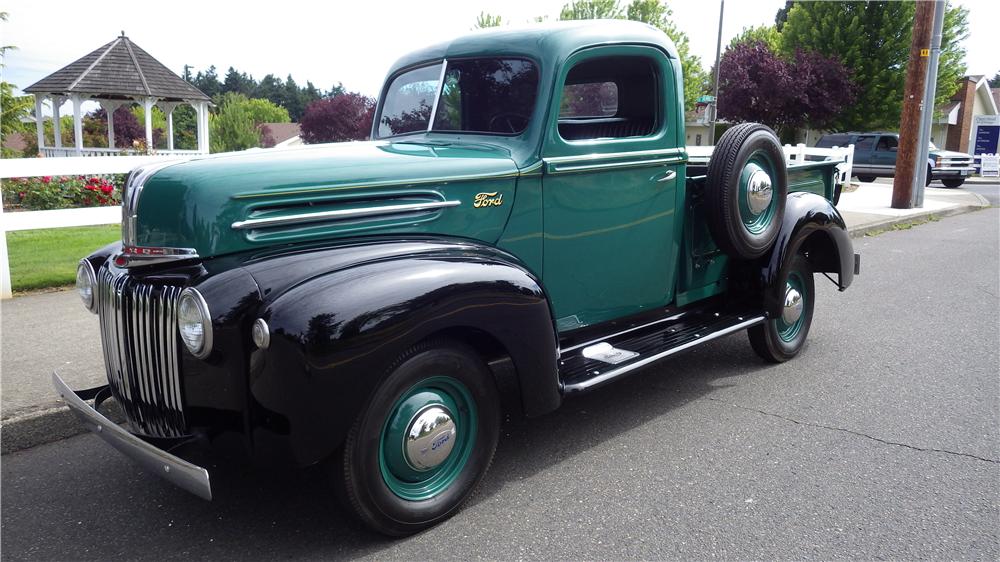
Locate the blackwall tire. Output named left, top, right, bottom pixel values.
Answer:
left=857, top=175, right=877, bottom=183
left=748, top=253, right=815, bottom=363
left=706, top=123, right=788, bottom=259
left=941, top=179, right=965, bottom=188
left=336, top=340, right=501, bottom=536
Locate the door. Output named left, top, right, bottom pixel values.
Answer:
left=851, top=135, right=878, bottom=175
left=540, top=46, right=683, bottom=332
left=873, top=134, right=899, bottom=176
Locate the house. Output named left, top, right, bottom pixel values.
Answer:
left=931, top=75, right=999, bottom=153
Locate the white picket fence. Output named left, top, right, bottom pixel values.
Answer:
left=687, top=143, right=856, bottom=186
left=0, top=154, right=193, bottom=298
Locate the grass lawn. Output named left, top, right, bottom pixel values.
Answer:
left=6, top=225, right=120, bottom=292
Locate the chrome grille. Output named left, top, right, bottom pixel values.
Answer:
left=97, top=267, right=187, bottom=437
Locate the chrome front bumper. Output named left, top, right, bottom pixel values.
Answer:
left=52, top=372, right=212, bottom=500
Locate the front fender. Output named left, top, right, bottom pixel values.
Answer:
left=245, top=239, right=559, bottom=466
left=759, top=193, right=856, bottom=317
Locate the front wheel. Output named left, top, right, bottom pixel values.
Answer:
left=336, top=340, right=501, bottom=536
left=941, top=178, right=965, bottom=188
left=748, top=254, right=815, bottom=363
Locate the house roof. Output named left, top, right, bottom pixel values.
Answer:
left=24, top=34, right=209, bottom=101
left=260, top=122, right=301, bottom=145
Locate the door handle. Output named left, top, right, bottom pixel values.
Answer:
left=657, top=170, right=677, bottom=183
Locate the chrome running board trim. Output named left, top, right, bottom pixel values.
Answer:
left=561, top=316, right=766, bottom=393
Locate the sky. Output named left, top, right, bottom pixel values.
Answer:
left=3, top=0, right=998, bottom=105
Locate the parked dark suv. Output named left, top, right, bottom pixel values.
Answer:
left=815, top=132, right=976, bottom=188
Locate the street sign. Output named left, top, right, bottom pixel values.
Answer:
left=981, top=154, right=999, bottom=178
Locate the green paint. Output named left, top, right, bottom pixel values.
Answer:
left=378, top=376, right=477, bottom=501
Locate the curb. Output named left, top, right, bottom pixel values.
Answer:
left=1, top=399, right=124, bottom=455
left=845, top=197, right=990, bottom=238
left=1, top=197, right=991, bottom=455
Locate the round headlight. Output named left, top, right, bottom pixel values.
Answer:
left=177, top=288, right=213, bottom=359
left=76, top=260, right=97, bottom=313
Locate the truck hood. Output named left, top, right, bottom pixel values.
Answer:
left=132, top=141, right=519, bottom=258
left=930, top=149, right=973, bottom=160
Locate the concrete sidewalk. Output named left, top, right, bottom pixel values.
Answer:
left=0, top=181, right=992, bottom=453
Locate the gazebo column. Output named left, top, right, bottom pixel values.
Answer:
left=51, top=96, right=64, bottom=149
left=194, top=101, right=210, bottom=154
left=71, top=94, right=84, bottom=156
left=158, top=101, right=179, bottom=151
left=33, top=95, right=46, bottom=154
left=143, top=97, right=156, bottom=151
left=99, top=100, right=124, bottom=149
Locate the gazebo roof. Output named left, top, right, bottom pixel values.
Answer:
left=24, top=33, right=210, bottom=102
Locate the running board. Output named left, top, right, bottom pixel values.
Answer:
left=559, top=309, right=765, bottom=393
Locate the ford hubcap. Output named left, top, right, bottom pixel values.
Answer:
left=776, top=271, right=808, bottom=342
left=738, top=153, right=779, bottom=235
left=747, top=169, right=773, bottom=215
left=404, top=405, right=457, bottom=471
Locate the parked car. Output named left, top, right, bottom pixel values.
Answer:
left=815, top=132, right=976, bottom=187
left=57, top=21, right=859, bottom=536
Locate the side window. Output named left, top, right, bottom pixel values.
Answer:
left=558, top=56, right=658, bottom=141
left=876, top=135, right=898, bottom=151
left=854, top=135, right=876, bottom=151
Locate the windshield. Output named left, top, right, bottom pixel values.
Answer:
left=376, top=58, right=539, bottom=138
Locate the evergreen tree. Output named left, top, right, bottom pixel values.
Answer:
left=475, top=12, right=503, bottom=29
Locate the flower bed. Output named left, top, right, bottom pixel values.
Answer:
left=2, top=174, right=125, bottom=211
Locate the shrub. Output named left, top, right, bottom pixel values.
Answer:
left=300, top=93, right=375, bottom=144
left=2, top=175, right=122, bottom=211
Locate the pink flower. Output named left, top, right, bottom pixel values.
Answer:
left=100, top=185, right=113, bottom=195
left=42, top=176, right=51, bottom=183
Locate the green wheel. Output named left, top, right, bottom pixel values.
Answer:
left=336, top=340, right=500, bottom=536
left=748, top=253, right=815, bottom=362
left=706, top=123, right=788, bottom=260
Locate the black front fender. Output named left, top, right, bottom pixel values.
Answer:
left=758, top=193, right=856, bottom=317
left=245, top=239, right=559, bottom=466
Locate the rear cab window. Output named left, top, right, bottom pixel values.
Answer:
left=557, top=55, right=659, bottom=141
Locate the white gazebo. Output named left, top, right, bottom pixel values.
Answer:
left=24, top=32, right=211, bottom=157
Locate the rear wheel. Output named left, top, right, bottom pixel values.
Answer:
left=942, top=178, right=965, bottom=188
left=336, top=340, right=500, bottom=536
left=748, top=254, right=815, bottom=363
left=857, top=174, right=877, bottom=183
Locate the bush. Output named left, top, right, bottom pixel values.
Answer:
left=2, top=175, right=123, bottom=211
left=300, top=93, right=375, bottom=144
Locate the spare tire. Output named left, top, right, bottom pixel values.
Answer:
left=705, top=123, right=788, bottom=259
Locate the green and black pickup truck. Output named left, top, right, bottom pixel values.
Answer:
left=58, top=20, right=859, bottom=535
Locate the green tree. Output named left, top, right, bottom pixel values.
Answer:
left=209, top=93, right=290, bottom=153
left=560, top=0, right=623, bottom=19
left=729, top=25, right=781, bottom=52
left=475, top=12, right=503, bottom=29
left=1, top=82, right=32, bottom=157
left=779, top=1, right=969, bottom=131
left=989, top=72, right=1000, bottom=88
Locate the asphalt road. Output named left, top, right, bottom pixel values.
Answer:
left=3, top=210, right=998, bottom=561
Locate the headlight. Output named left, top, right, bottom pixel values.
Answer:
left=177, top=288, right=213, bottom=359
left=76, top=260, right=97, bottom=313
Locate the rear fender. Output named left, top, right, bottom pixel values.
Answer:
left=757, top=192, right=856, bottom=317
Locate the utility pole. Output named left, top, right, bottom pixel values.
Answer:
left=708, top=0, right=724, bottom=146
left=892, top=0, right=935, bottom=209
left=913, top=0, right=946, bottom=207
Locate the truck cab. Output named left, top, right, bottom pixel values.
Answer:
left=58, top=20, right=858, bottom=536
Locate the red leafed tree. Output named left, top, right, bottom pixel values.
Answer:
left=300, top=93, right=376, bottom=143
left=718, top=40, right=855, bottom=133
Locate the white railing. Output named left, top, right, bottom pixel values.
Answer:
left=687, top=143, right=855, bottom=186
left=0, top=154, right=196, bottom=298
left=40, top=147, right=203, bottom=158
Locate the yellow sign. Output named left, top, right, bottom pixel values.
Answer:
left=920, top=48, right=930, bottom=57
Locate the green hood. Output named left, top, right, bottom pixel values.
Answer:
left=134, top=141, right=519, bottom=258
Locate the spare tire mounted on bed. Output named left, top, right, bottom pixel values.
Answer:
left=705, top=123, right=788, bottom=259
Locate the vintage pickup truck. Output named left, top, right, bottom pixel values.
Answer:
left=57, top=20, right=858, bottom=535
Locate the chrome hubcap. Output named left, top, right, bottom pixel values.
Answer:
left=404, top=405, right=457, bottom=471
left=782, top=286, right=803, bottom=325
left=747, top=169, right=773, bottom=215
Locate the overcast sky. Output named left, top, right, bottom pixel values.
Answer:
left=3, top=0, right=997, bottom=104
